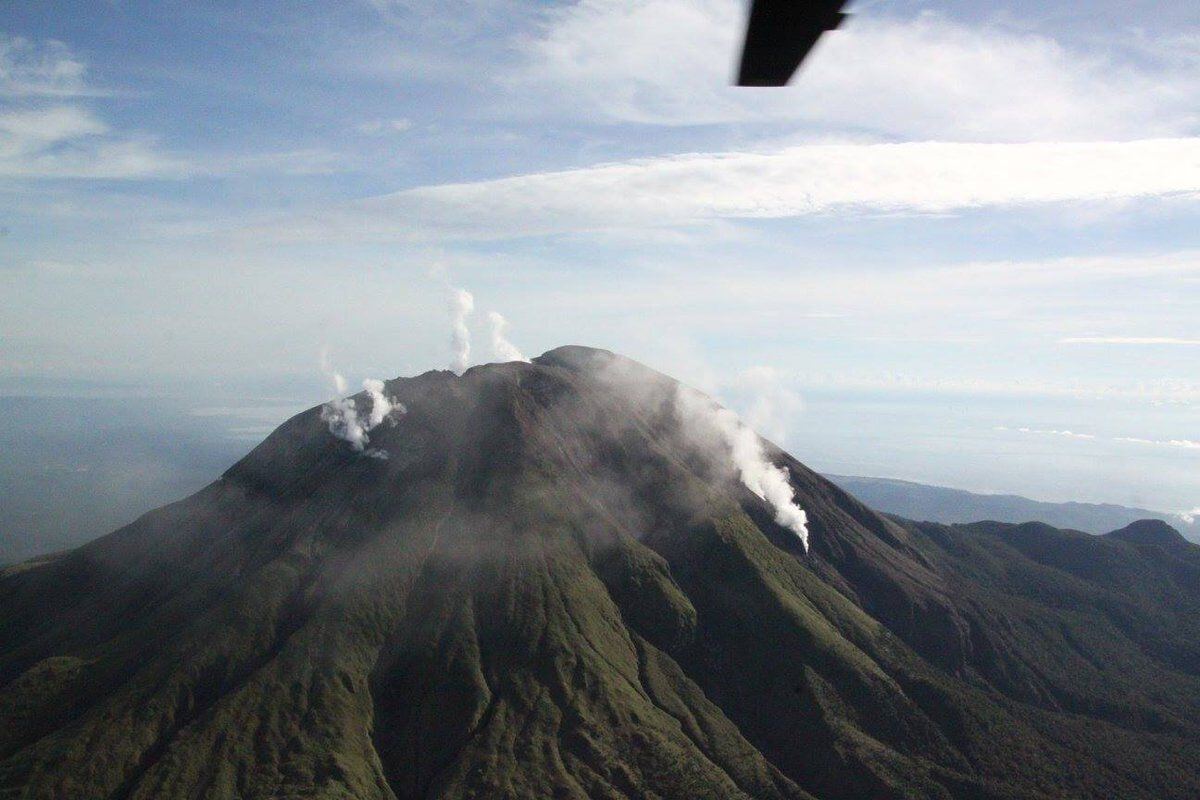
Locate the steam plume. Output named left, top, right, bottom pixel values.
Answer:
left=487, top=311, right=529, bottom=363
left=320, top=397, right=369, bottom=452
left=735, top=365, right=802, bottom=443
left=675, top=386, right=810, bottom=551
left=319, top=352, right=404, bottom=456
left=362, top=378, right=402, bottom=428
left=320, top=347, right=349, bottom=395
left=450, top=288, right=475, bottom=374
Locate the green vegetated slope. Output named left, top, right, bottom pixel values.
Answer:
left=1, top=346, right=1198, bottom=800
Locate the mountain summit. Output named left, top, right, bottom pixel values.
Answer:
left=3, top=346, right=1200, bottom=800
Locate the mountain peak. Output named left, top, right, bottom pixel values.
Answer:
left=534, top=343, right=617, bottom=367
left=5, top=348, right=1200, bottom=799
left=1105, top=518, right=1187, bottom=548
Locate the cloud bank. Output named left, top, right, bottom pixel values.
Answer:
left=272, top=139, right=1200, bottom=242
left=1011, top=427, right=1096, bottom=440
left=1115, top=437, right=1200, bottom=450
left=514, top=5, right=1200, bottom=140
left=1001, top=427, right=1199, bottom=450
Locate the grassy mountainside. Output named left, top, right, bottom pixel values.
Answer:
left=1, top=346, right=1198, bottom=799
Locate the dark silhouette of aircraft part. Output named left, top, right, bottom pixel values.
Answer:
left=737, top=0, right=849, bottom=86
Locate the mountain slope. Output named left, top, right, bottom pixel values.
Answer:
left=2, top=346, right=1199, bottom=800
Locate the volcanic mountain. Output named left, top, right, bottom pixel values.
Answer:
left=3, top=346, right=1200, bottom=800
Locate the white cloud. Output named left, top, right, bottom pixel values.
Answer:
left=1009, top=427, right=1097, bottom=440
left=0, top=38, right=351, bottom=180
left=0, top=34, right=102, bottom=98
left=268, top=139, right=1200, bottom=241
left=1001, top=427, right=1200, bottom=449
left=1177, top=508, right=1200, bottom=525
left=0, top=105, right=342, bottom=180
left=1061, top=336, right=1200, bottom=346
left=513, top=4, right=1199, bottom=140
left=1115, top=437, right=1200, bottom=450
left=0, top=40, right=186, bottom=180
left=493, top=249, right=1200, bottom=330
left=356, top=118, right=414, bottom=135
left=0, top=106, right=107, bottom=146
left=0, top=137, right=190, bottom=180
left=0, top=107, right=181, bottom=179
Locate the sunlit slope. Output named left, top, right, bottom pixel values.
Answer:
left=2, top=347, right=1199, bottom=800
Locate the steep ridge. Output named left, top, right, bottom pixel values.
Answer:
left=1, top=346, right=1198, bottom=799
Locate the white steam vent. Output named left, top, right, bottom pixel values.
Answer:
left=675, top=385, right=810, bottom=551
left=449, top=288, right=475, bottom=374
left=319, top=350, right=405, bottom=458
left=487, top=311, right=528, bottom=363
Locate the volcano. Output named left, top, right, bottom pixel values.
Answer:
left=3, top=346, right=1200, bottom=800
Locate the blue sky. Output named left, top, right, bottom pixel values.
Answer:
left=1, top=0, right=1198, bottom=516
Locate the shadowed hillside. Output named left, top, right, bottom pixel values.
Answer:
left=2, top=346, right=1199, bottom=800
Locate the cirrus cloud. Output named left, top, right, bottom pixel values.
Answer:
left=0, top=37, right=189, bottom=180
left=0, top=34, right=100, bottom=98
left=512, top=3, right=1200, bottom=140
left=265, top=138, right=1200, bottom=242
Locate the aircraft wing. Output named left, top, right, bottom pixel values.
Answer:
left=737, top=0, right=849, bottom=86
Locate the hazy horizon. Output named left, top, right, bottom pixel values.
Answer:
left=3, top=0, right=1199, bottom=541
left=3, top=348, right=1195, bottom=563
